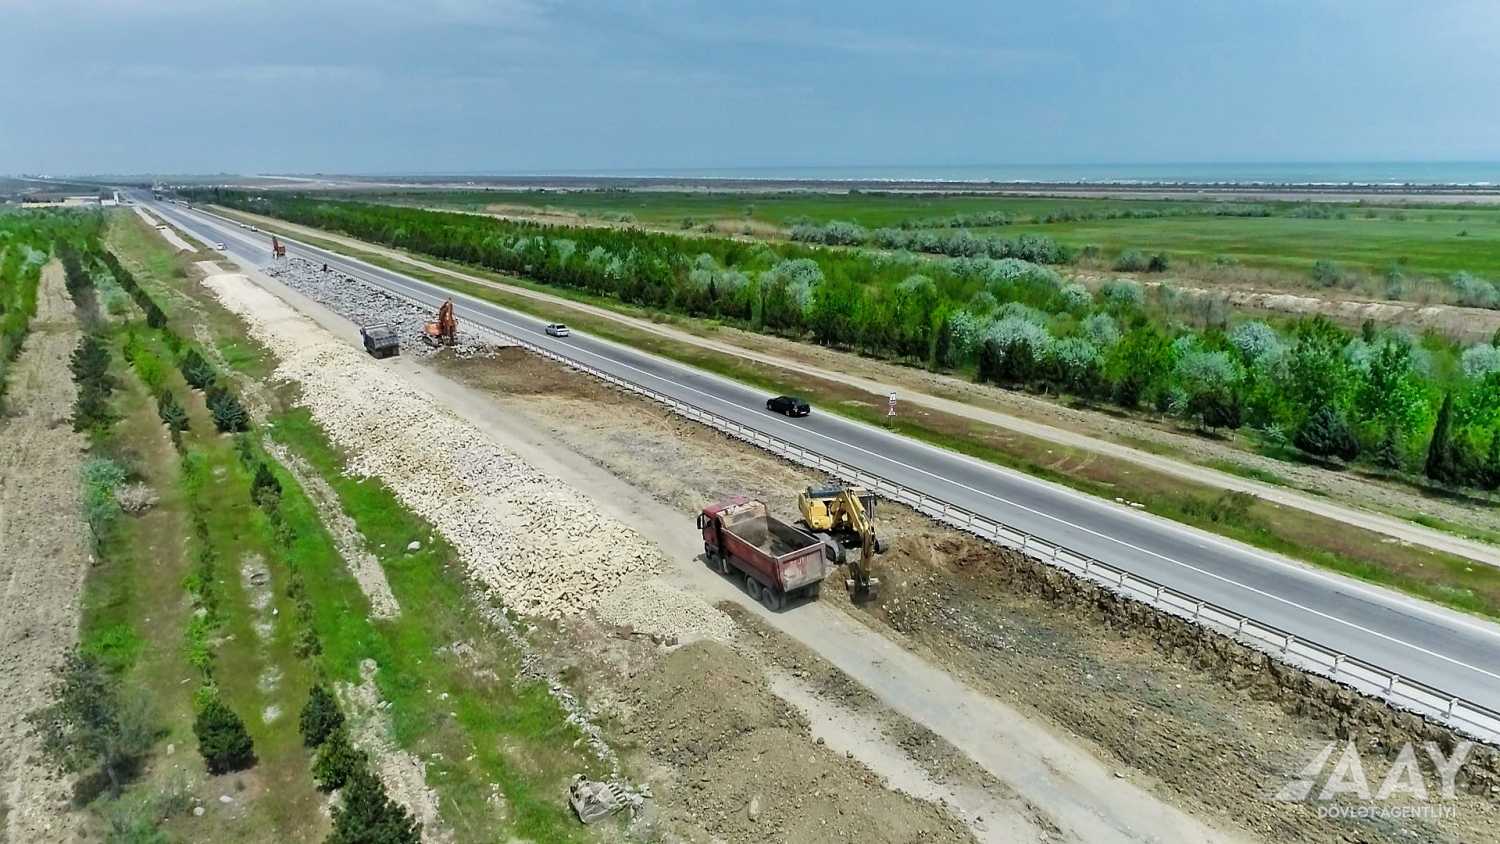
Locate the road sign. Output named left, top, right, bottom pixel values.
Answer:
left=887, top=392, right=896, bottom=417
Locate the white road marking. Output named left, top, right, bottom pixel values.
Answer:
left=163, top=203, right=1500, bottom=691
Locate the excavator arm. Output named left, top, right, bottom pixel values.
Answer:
left=833, top=488, right=879, bottom=603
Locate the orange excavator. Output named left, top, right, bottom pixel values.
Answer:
left=271, top=236, right=287, bottom=259
left=424, top=299, right=458, bottom=346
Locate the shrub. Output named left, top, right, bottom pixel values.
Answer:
left=192, top=693, right=255, bottom=774
left=179, top=349, right=216, bottom=390
left=327, top=767, right=420, bottom=844
left=1228, top=321, right=1284, bottom=367
left=81, top=457, right=127, bottom=553
left=1147, top=252, right=1170, bottom=273
left=300, top=684, right=344, bottom=748
left=26, top=648, right=156, bottom=798
left=1452, top=272, right=1498, bottom=309
left=206, top=387, right=249, bottom=433
left=312, top=727, right=367, bottom=792
left=250, top=462, right=282, bottom=510
left=1057, top=282, right=1091, bottom=310
left=1113, top=249, right=1148, bottom=272
left=1294, top=405, right=1359, bottom=462
left=1311, top=260, right=1343, bottom=287
left=156, top=391, right=189, bottom=432
left=1100, top=279, right=1144, bottom=309
left=1461, top=344, right=1500, bottom=379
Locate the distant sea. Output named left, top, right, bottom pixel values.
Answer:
left=495, top=162, right=1500, bottom=186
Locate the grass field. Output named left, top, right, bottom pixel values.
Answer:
left=369, top=188, right=1500, bottom=281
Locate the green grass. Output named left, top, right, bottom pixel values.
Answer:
left=367, top=188, right=1500, bottom=280
left=116, top=209, right=601, bottom=840
left=266, top=408, right=598, bottom=842
left=1203, top=459, right=1293, bottom=487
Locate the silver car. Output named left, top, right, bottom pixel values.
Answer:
left=545, top=323, right=570, bottom=337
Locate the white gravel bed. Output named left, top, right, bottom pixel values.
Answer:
left=261, top=257, right=495, bottom=356
left=199, top=270, right=715, bottom=630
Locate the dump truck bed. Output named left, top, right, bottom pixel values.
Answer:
left=701, top=499, right=828, bottom=595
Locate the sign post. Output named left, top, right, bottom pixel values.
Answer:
left=887, top=392, right=897, bottom=418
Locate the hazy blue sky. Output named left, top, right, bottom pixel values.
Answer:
left=5, top=0, right=1499, bottom=174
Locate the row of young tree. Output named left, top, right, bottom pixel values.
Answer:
left=194, top=190, right=1500, bottom=490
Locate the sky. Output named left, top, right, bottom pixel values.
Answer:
left=4, top=0, right=1500, bottom=175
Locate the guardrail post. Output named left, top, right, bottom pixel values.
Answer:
left=497, top=333, right=1491, bottom=737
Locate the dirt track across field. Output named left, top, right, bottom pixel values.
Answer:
left=0, top=262, right=88, bottom=844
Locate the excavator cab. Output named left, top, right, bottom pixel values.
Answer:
left=424, top=299, right=458, bottom=347
left=795, top=485, right=883, bottom=603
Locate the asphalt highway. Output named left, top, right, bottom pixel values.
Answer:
left=146, top=196, right=1500, bottom=723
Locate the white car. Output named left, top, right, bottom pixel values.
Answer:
left=213, top=242, right=227, bottom=251
left=544, top=323, right=570, bottom=337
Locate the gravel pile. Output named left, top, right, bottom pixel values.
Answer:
left=260, top=257, right=496, bottom=356
left=596, top=579, right=736, bottom=644
left=200, top=270, right=693, bottom=625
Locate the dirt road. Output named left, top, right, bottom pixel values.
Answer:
left=211, top=208, right=1500, bottom=565
left=197, top=258, right=1248, bottom=841
left=0, top=261, right=88, bottom=844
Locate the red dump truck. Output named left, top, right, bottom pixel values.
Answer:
left=698, top=497, right=829, bottom=611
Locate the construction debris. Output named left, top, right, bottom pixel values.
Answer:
left=567, top=775, right=645, bottom=824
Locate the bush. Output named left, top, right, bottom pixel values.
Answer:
left=26, top=648, right=156, bottom=798
left=312, top=727, right=367, bottom=792
left=1113, top=249, right=1148, bottom=272
left=250, top=462, right=282, bottom=510
left=327, top=767, right=420, bottom=844
left=1311, top=260, right=1343, bottom=287
left=206, top=387, right=249, bottom=433
left=1294, top=405, right=1359, bottom=463
left=192, top=694, right=255, bottom=774
left=1147, top=252, right=1170, bottom=273
left=1453, top=272, right=1499, bottom=309
left=156, top=391, right=189, bottom=432
left=180, top=349, right=216, bottom=390
left=300, top=685, right=344, bottom=748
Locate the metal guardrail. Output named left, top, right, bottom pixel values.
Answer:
left=186, top=203, right=1500, bottom=745
left=501, top=333, right=1500, bottom=745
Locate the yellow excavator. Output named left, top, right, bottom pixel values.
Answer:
left=797, top=485, right=884, bottom=602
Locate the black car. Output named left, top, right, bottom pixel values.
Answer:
left=766, top=395, right=810, bottom=417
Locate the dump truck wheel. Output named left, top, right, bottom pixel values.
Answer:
left=760, top=585, right=783, bottom=612
left=743, top=576, right=761, bottom=601
left=804, top=581, right=822, bottom=600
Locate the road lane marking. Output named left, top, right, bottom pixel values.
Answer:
left=167, top=204, right=1500, bottom=693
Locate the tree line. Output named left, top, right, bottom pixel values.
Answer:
left=193, top=190, right=1500, bottom=491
